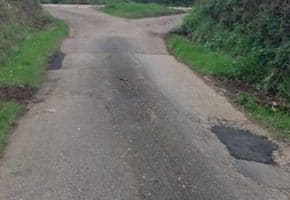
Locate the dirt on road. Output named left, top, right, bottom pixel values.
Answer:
left=0, top=5, right=289, bottom=200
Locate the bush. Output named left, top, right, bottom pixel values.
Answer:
left=40, top=0, right=194, bottom=6
left=134, top=0, right=194, bottom=6
left=181, top=0, right=290, bottom=99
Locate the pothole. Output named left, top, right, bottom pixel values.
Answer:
left=48, top=51, right=65, bottom=70
left=211, top=126, right=278, bottom=164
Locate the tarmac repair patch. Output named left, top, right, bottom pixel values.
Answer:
left=211, top=126, right=278, bottom=164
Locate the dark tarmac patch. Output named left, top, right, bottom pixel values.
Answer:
left=48, top=51, right=65, bottom=70
left=0, top=86, right=35, bottom=104
left=211, top=126, right=278, bottom=164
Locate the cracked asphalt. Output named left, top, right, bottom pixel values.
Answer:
left=0, top=5, right=288, bottom=200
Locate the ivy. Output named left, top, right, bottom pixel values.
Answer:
left=181, top=0, right=290, bottom=99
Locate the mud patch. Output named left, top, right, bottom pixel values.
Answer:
left=212, top=126, right=278, bottom=164
left=48, top=51, right=65, bottom=70
left=0, top=86, right=35, bottom=104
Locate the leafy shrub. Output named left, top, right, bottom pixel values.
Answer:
left=181, top=0, right=290, bottom=99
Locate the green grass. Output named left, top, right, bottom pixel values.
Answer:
left=167, top=34, right=290, bottom=140
left=0, top=102, right=22, bottom=155
left=167, top=35, right=235, bottom=77
left=234, top=93, right=290, bottom=140
left=100, top=2, right=181, bottom=18
left=0, top=19, right=69, bottom=88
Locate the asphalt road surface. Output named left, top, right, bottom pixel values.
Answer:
left=0, top=5, right=288, bottom=200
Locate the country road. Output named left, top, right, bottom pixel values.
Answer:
left=0, top=5, right=288, bottom=200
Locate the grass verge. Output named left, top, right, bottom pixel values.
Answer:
left=167, top=34, right=290, bottom=140
left=0, top=18, right=68, bottom=155
left=167, top=35, right=235, bottom=76
left=100, top=2, right=182, bottom=18
left=234, top=93, right=289, bottom=139
left=0, top=19, right=68, bottom=88
left=0, top=102, right=22, bottom=155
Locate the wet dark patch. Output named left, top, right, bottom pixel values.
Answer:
left=103, top=37, right=237, bottom=199
left=47, top=51, right=65, bottom=70
left=0, top=86, right=35, bottom=104
left=211, top=126, right=278, bottom=164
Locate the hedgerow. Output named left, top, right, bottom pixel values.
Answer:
left=181, top=0, right=290, bottom=99
left=134, top=0, right=194, bottom=6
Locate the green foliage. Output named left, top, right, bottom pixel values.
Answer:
left=0, top=19, right=69, bottom=88
left=134, top=0, right=194, bottom=6
left=101, top=2, right=180, bottom=18
left=0, top=0, right=42, bottom=24
left=0, top=23, right=28, bottom=64
left=181, top=1, right=290, bottom=99
left=0, top=102, right=22, bottom=155
left=0, top=0, right=47, bottom=64
left=167, top=35, right=235, bottom=76
left=234, top=92, right=290, bottom=139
